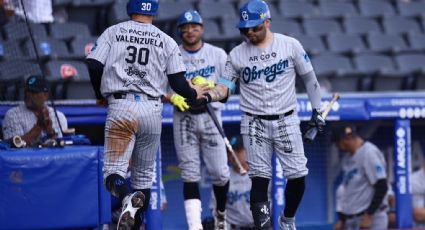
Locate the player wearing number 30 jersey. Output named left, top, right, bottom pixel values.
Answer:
left=86, top=1, right=208, bottom=229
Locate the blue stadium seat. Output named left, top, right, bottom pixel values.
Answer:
left=199, top=2, right=237, bottom=20
left=50, top=22, right=91, bottom=40
left=270, top=18, right=302, bottom=36
left=397, top=1, right=425, bottom=18
left=24, top=38, right=71, bottom=60
left=319, top=1, right=358, bottom=18
left=312, top=54, right=360, bottom=92
left=292, top=35, right=326, bottom=56
left=382, top=16, right=422, bottom=35
left=203, top=20, right=222, bottom=41
left=303, top=18, right=343, bottom=36
left=353, top=54, right=404, bottom=91
left=358, top=0, right=396, bottom=18
left=326, top=34, right=366, bottom=54
left=407, top=32, right=425, bottom=51
left=157, top=2, right=193, bottom=21
left=70, top=36, right=98, bottom=59
left=278, top=1, right=319, bottom=19
left=366, top=33, right=410, bottom=53
left=0, top=41, right=23, bottom=60
left=3, top=21, right=48, bottom=41
left=45, top=60, right=94, bottom=99
left=108, top=0, right=127, bottom=25
left=343, top=16, right=382, bottom=35
left=395, top=53, right=425, bottom=75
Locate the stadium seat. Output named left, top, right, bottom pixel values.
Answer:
left=326, top=34, right=366, bottom=54
left=292, top=35, right=326, bottom=56
left=199, top=2, right=237, bottom=20
left=319, top=1, right=358, bottom=18
left=382, top=16, right=422, bottom=35
left=157, top=2, right=193, bottom=21
left=0, top=41, right=24, bottom=60
left=395, top=53, right=425, bottom=75
left=45, top=60, right=94, bottom=99
left=353, top=54, right=403, bottom=91
left=24, top=38, right=71, bottom=60
left=366, top=33, right=409, bottom=53
left=52, top=0, right=73, bottom=7
left=312, top=54, right=360, bottom=92
left=203, top=20, right=222, bottom=41
left=72, top=0, right=114, bottom=6
left=397, top=1, right=425, bottom=18
left=278, top=1, right=319, bottom=19
left=108, top=0, right=127, bottom=25
left=358, top=0, right=396, bottom=18
left=270, top=18, right=302, bottom=36
left=343, top=16, right=382, bottom=35
left=70, top=36, right=98, bottom=59
left=3, top=22, right=48, bottom=41
left=303, top=18, right=343, bottom=36
left=0, top=60, right=42, bottom=100
left=221, top=17, right=241, bottom=40
left=50, top=22, right=91, bottom=40
left=407, top=32, right=425, bottom=51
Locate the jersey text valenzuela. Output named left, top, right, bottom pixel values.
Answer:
left=241, top=59, right=289, bottom=84
left=115, top=33, right=164, bottom=48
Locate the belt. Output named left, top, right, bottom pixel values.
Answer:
left=245, top=110, right=294, bottom=120
left=344, top=205, right=388, bottom=219
left=112, top=93, right=159, bottom=101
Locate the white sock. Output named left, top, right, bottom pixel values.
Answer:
left=184, top=199, right=203, bottom=230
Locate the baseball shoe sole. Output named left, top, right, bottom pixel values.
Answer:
left=117, top=191, right=145, bottom=230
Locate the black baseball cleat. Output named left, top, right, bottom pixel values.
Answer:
left=117, top=191, right=145, bottom=230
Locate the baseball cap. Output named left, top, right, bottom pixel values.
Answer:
left=25, top=75, right=49, bottom=93
left=229, top=136, right=244, bottom=151
left=332, top=125, right=358, bottom=142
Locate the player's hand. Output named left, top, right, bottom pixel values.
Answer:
left=360, top=213, right=372, bottom=229
left=170, top=94, right=190, bottom=112
left=189, top=80, right=210, bottom=100
left=308, top=109, right=326, bottom=133
left=191, top=75, right=215, bottom=89
left=333, top=220, right=344, bottom=230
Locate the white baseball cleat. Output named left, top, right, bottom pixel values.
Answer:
left=213, top=209, right=227, bottom=230
left=117, top=191, right=145, bottom=230
left=279, top=216, right=297, bottom=230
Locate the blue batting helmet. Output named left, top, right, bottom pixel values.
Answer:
left=127, top=0, right=159, bottom=16
left=177, top=10, right=203, bottom=27
left=238, top=0, right=271, bottom=29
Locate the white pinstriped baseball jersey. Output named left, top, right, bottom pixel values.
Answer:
left=5, top=0, right=54, bottom=23
left=2, top=104, right=68, bottom=140
left=222, top=33, right=313, bottom=115
left=87, top=20, right=186, bottom=97
left=340, top=142, right=387, bottom=215
left=179, top=42, right=226, bottom=109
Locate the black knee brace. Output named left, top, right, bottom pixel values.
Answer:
left=183, top=182, right=200, bottom=200
left=251, top=201, right=271, bottom=229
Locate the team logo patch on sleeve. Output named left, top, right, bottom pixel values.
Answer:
left=303, top=53, right=310, bottom=63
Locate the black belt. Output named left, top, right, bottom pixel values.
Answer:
left=113, top=93, right=159, bottom=100
left=344, top=205, right=387, bottom=219
left=245, top=110, right=294, bottom=120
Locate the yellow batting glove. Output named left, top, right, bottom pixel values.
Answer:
left=170, top=94, right=189, bottom=112
left=191, top=75, right=215, bottom=89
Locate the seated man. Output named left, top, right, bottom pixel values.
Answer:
left=2, top=75, right=68, bottom=147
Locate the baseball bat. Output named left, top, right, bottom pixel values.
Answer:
left=303, top=93, right=340, bottom=144
left=206, top=104, right=248, bottom=175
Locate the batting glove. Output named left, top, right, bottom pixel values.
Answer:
left=191, top=75, right=215, bottom=89
left=308, top=109, right=326, bottom=133
left=170, top=94, right=189, bottom=112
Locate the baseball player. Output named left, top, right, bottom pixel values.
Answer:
left=190, top=0, right=325, bottom=229
left=165, top=10, right=230, bottom=230
left=85, top=1, right=209, bottom=229
left=333, top=126, right=389, bottom=230
left=411, top=163, right=425, bottom=227
left=2, top=75, right=68, bottom=146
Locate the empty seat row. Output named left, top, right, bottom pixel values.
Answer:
left=0, top=59, right=94, bottom=100
left=0, top=36, right=97, bottom=60
left=0, top=21, right=91, bottom=41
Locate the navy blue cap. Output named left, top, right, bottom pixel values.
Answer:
left=333, top=125, right=358, bottom=142
left=25, top=75, right=48, bottom=93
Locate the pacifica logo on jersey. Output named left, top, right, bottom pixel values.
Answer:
left=185, top=65, right=215, bottom=79
left=241, top=59, right=289, bottom=84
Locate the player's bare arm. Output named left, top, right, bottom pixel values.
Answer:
left=206, top=84, right=229, bottom=102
